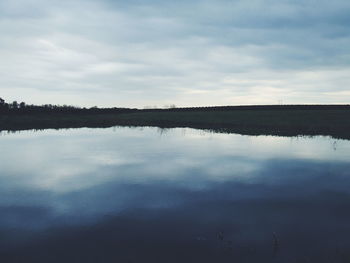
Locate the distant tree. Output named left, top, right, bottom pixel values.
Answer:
left=19, top=102, right=26, bottom=109
left=0, top=97, right=5, bottom=112
left=12, top=101, right=18, bottom=109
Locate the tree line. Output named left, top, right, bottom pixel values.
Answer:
left=0, top=98, right=138, bottom=114
left=1, top=97, right=349, bottom=115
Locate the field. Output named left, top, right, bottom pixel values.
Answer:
left=1, top=105, right=350, bottom=139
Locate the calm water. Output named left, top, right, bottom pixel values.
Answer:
left=1, top=127, right=350, bottom=262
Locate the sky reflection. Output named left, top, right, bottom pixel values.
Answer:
left=1, top=127, right=350, bottom=262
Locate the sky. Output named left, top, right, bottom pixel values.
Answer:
left=0, top=0, right=350, bottom=108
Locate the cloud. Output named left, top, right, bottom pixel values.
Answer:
left=0, top=0, right=349, bottom=107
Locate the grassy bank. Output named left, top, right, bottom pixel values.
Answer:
left=1, top=106, right=350, bottom=139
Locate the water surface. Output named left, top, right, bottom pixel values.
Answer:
left=1, top=127, right=350, bottom=262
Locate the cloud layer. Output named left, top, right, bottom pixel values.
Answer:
left=1, top=0, right=350, bottom=107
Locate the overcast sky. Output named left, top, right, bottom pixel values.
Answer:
left=1, top=0, right=349, bottom=107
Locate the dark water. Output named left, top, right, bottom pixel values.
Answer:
left=1, top=127, right=350, bottom=263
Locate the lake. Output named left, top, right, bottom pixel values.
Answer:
left=1, top=127, right=350, bottom=262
